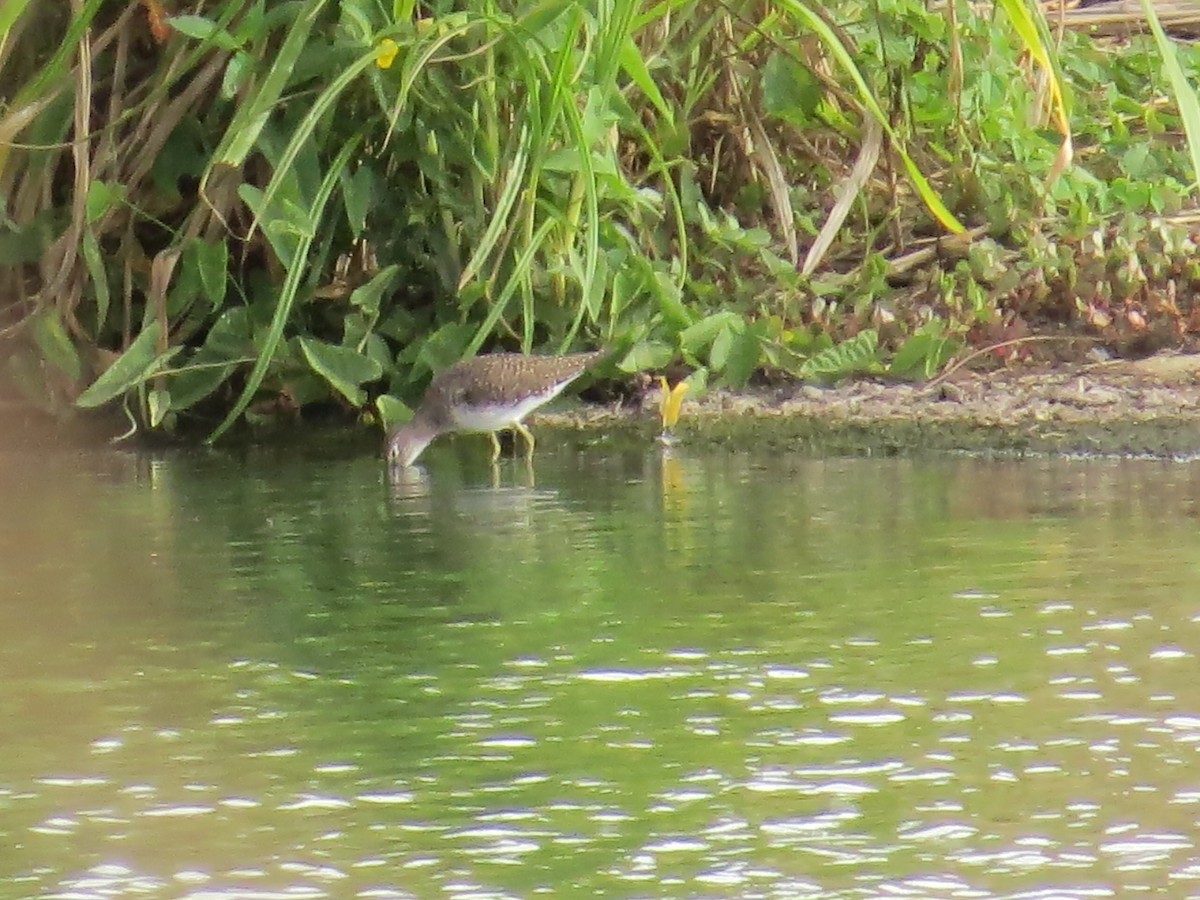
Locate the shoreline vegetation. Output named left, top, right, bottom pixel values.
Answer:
left=5, top=1, right=1200, bottom=447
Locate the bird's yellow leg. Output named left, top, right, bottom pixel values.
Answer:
left=514, top=422, right=536, bottom=460
left=488, top=431, right=502, bottom=463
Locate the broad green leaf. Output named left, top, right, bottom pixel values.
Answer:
left=237, top=183, right=302, bottom=262
left=33, top=312, right=81, bottom=381
left=299, top=337, right=382, bottom=406
left=578, top=88, right=619, bottom=147
left=679, top=311, right=742, bottom=356
left=419, top=322, right=476, bottom=376
left=360, top=332, right=393, bottom=371
left=709, top=322, right=738, bottom=372
left=192, top=239, right=228, bottom=306
left=221, top=51, right=254, bottom=101
left=233, top=0, right=267, bottom=44
left=166, top=360, right=237, bottom=412
left=275, top=197, right=316, bottom=237
left=652, top=270, right=692, bottom=330
left=170, top=248, right=201, bottom=316
left=376, top=394, right=413, bottom=430
left=723, top=328, right=763, bottom=387
left=148, top=389, right=171, bottom=428
left=168, top=14, right=242, bottom=50
left=682, top=367, right=709, bottom=396
left=349, top=264, right=400, bottom=316
left=762, top=52, right=823, bottom=125
left=798, top=330, right=881, bottom=382
left=345, top=314, right=394, bottom=367
left=85, top=180, right=124, bottom=223
left=609, top=265, right=641, bottom=322
left=166, top=308, right=254, bottom=410
left=340, top=165, right=376, bottom=236
left=889, top=330, right=962, bottom=380
left=282, top=372, right=334, bottom=408
left=76, top=322, right=177, bottom=408
left=619, top=340, right=674, bottom=372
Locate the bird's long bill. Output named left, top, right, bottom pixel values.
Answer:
left=386, top=422, right=438, bottom=468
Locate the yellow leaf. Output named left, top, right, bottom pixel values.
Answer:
left=658, top=376, right=689, bottom=430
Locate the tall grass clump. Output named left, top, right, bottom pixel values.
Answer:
left=4, top=0, right=1200, bottom=437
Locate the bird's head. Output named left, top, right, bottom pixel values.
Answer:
left=385, top=419, right=439, bottom=468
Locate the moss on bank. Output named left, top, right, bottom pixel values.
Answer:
left=547, top=361, right=1200, bottom=458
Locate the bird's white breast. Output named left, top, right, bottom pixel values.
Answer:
left=449, top=382, right=571, bottom=432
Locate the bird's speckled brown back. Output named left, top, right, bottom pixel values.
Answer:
left=415, top=351, right=606, bottom=427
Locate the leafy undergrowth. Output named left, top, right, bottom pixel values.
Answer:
left=2, top=0, right=1200, bottom=440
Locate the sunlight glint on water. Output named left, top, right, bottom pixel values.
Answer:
left=1, top=440, right=1199, bottom=898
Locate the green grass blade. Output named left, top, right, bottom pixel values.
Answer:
left=383, top=15, right=480, bottom=149
left=557, top=89, right=600, bottom=327
left=1139, top=0, right=1200, bottom=189
left=10, top=0, right=104, bottom=105
left=0, top=0, right=34, bottom=42
left=208, top=136, right=362, bottom=442
left=204, top=0, right=330, bottom=180
left=619, top=35, right=673, bottom=123
left=457, top=128, right=531, bottom=291
left=239, top=51, right=379, bottom=242
left=995, top=0, right=1071, bottom=129
left=774, top=0, right=965, bottom=234
left=466, top=216, right=557, bottom=356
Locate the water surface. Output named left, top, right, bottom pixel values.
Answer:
left=2, top=433, right=1199, bottom=898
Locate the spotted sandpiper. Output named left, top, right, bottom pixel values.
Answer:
left=385, top=351, right=607, bottom=467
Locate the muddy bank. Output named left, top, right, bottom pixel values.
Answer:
left=550, top=356, right=1200, bottom=457
left=8, top=356, right=1200, bottom=459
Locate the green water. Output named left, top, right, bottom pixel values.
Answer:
left=2, top=433, right=1199, bottom=898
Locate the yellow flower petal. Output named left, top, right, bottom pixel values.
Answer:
left=376, top=38, right=399, bottom=70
